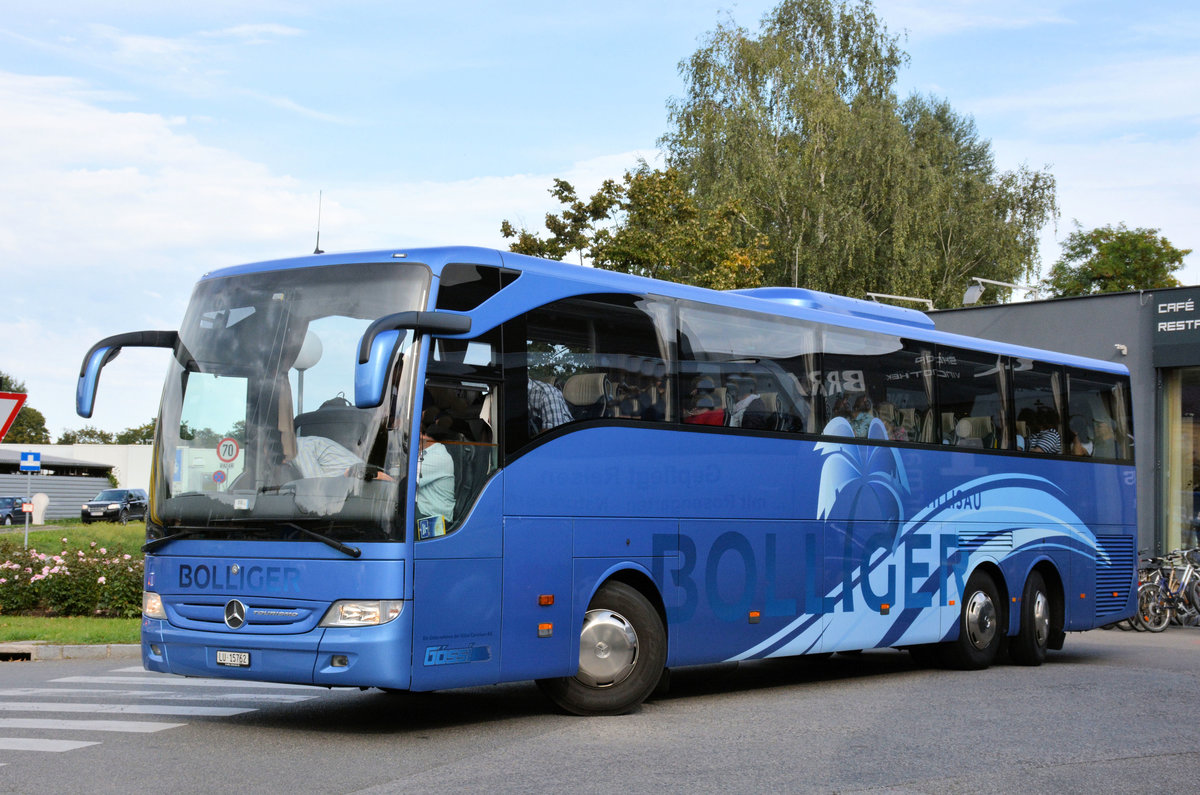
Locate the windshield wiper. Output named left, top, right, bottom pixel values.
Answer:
left=143, top=527, right=207, bottom=553
left=282, top=523, right=361, bottom=558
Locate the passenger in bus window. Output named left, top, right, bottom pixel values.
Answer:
left=528, top=378, right=572, bottom=433
left=1029, top=408, right=1062, bottom=454
left=416, top=426, right=456, bottom=520
left=850, top=395, right=874, bottom=438
left=1068, top=415, right=1093, bottom=456
left=728, top=376, right=769, bottom=429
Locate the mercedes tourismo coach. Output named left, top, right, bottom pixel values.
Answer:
left=76, top=246, right=1136, bottom=715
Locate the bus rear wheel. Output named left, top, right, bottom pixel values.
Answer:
left=939, top=570, right=1003, bottom=670
left=537, top=581, right=666, bottom=716
left=1009, top=571, right=1051, bottom=666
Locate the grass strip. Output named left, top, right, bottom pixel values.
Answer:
left=0, top=615, right=141, bottom=645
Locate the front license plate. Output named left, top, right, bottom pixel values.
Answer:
left=216, top=650, right=250, bottom=667
left=90, top=510, right=104, bottom=516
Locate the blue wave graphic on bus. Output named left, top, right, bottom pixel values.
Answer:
left=727, top=445, right=1103, bottom=661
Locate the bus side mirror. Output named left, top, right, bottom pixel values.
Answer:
left=76, top=330, right=179, bottom=418
left=354, top=311, right=471, bottom=409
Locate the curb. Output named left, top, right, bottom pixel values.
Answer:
left=0, top=641, right=141, bottom=662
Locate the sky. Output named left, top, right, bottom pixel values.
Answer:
left=1, top=0, right=1198, bottom=439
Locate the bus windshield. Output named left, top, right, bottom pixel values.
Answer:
left=150, top=261, right=429, bottom=543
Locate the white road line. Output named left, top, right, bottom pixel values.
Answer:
left=52, top=675, right=319, bottom=690
left=0, top=738, right=100, bottom=752
left=0, top=688, right=315, bottom=703
left=0, top=718, right=183, bottom=733
left=0, top=702, right=252, bottom=717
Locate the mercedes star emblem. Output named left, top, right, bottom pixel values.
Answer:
left=224, top=599, right=247, bottom=629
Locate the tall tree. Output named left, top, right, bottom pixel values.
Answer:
left=501, top=178, right=621, bottom=263
left=661, top=0, right=1057, bottom=306
left=501, top=167, right=770, bottom=290
left=1040, top=223, right=1191, bottom=297
left=115, top=419, right=157, bottom=445
left=0, top=370, right=51, bottom=444
left=56, top=426, right=115, bottom=445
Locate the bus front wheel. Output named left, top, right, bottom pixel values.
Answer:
left=537, top=581, right=666, bottom=716
left=939, top=569, right=1003, bottom=670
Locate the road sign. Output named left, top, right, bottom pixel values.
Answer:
left=19, top=452, right=41, bottom=472
left=0, top=391, right=27, bottom=443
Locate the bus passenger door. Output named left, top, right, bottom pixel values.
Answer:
left=409, top=374, right=504, bottom=691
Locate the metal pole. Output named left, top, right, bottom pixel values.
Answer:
left=23, top=469, right=30, bottom=548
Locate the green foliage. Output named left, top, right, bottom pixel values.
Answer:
left=56, top=425, right=115, bottom=444
left=501, top=166, right=771, bottom=290
left=658, top=0, right=1058, bottom=307
left=115, top=419, right=156, bottom=445
left=501, top=178, right=622, bottom=262
left=1041, top=223, right=1191, bottom=297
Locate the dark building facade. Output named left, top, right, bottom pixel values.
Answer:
left=935, top=286, right=1200, bottom=553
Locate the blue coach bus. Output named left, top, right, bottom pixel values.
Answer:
left=77, top=246, right=1136, bottom=715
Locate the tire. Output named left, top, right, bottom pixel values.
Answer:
left=1137, top=582, right=1170, bottom=632
left=939, top=569, right=1003, bottom=670
left=118, top=509, right=129, bottom=525
left=536, top=581, right=666, bottom=716
left=1010, top=571, right=1051, bottom=666
left=2, top=515, right=11, bottom=526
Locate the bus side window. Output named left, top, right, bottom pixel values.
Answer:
left=506, top=293, right=673, bottom=454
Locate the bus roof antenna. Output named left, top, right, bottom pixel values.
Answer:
left=313, top=190, right=325, bottom=255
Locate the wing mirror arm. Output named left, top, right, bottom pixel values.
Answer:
left=354, top=311, right=471, bottom=408
left=76, top=331, right=179, bottom=418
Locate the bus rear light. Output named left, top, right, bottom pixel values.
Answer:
left=748, top=611, right=760, bottom=624
left=880, top=604, right=890, bottom=615
left=538, top=594, right=554, bottom=606
left=538, top=623, right=553, bottom=638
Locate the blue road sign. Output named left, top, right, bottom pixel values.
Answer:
left=19, top=452, right=41, bottom=472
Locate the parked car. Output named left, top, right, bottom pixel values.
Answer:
left=80, top=488, right=148, bottom=524
left=0, top=496, right=26, bottom=525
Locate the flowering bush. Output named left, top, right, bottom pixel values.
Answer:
left=0, top=539, right=143, bottom=618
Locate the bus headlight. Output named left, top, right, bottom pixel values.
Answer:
left=319, top=600, right=404, bottom=627
left=143, top=591, right=166, bottom=620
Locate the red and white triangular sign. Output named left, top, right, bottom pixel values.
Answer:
left=0, top=392, right=28, bottom=443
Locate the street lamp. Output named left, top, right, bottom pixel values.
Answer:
left=962, top=277, right=1037, bottom=306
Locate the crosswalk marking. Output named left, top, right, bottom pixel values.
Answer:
left=0, top=701, right=253, bottom=717
left=0, top=718, right=183, bottom=733
left=52, top=675, right=319, bottom=690
left=0, top=687, right=315, bottom=703
left=0, top=737, right=100, bottom=752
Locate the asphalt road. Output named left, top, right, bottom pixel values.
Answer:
left=0, top=627, right=1197, bottom=794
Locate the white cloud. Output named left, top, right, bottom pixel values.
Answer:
left=883, top=0, right=1071, bottom=39
left=0, top=70, right=652, bottom=438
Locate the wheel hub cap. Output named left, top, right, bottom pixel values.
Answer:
left=965, top=590, right=997, bottom=650
left=577, top=609, right=638, bottom=688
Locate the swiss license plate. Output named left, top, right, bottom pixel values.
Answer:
left=216, top=650, right=250, bottom=667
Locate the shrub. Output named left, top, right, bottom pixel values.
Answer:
left=0, top=539, right=143, bottom=618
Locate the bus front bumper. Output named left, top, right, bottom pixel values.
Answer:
left=140, top=616, right=412, bottom=690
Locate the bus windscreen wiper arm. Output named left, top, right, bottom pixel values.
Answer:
left=282, top=523, right=361, bottom=558
left=142, top=528, right=205, bottom=553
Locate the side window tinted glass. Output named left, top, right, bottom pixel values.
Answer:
left=505, top=294, right=671, bottom=453
left=1067, top=368, right=1134, bottom=461
left=818, top=328, right=932, bottom=441
left=936, top=347, right=1010, bottom=449
left=677, top=302, right=817, bottom=432
left=1012, top=359, right=1065, bottom=454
